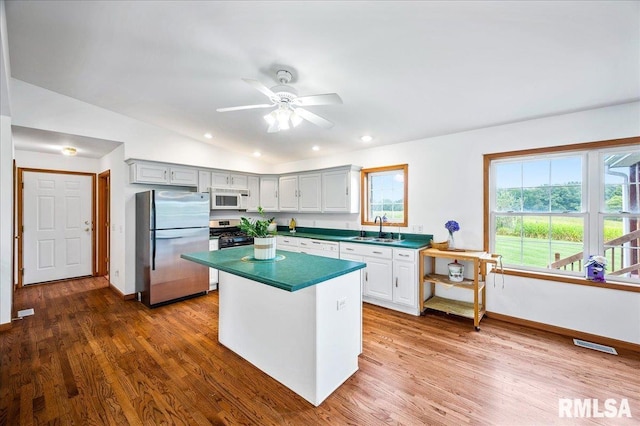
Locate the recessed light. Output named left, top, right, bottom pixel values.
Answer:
left=360, top=135, right=373, bottom=143
left=204, top=133, right=213, bottom=139
left=253, top=151, right=262, bottom=157
left=61, top=146, right=77, bottom=156
left=312, top=145, right=320, bottom=151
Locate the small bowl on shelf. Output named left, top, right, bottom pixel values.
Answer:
left=430, top=240, right=449, bottom=250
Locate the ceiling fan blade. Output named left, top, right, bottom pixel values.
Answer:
left=294, top=107, right=334, bottom=129
left=216, top=104, right=273, bottom=112
left=242, top=78, right=277, bottom=100
left=294, top=93, right=343, bottom=106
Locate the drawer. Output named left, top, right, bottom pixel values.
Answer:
left=299, top=239, right=339, bottom=252
left=277, top=236, right=300, bottom=247
left=393, top=248, right=415, bottom=262
left=340, top=242, right=392, bottom=259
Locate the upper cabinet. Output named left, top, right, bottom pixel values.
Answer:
left=246, top=176, right=260, bottom=212
left=129, top=162, right=198, bottom=187
left=212, top=171, right=248, bottom=189
left=260, top=176, right=279, bottom=211
left=198, top=170, right=211, bottom=192
left=279, top=173, right=322, bottom=212
left=322, top=167, right=360, bottom=213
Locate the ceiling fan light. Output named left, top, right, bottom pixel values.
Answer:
left=264, top=111, right=276, bottom=125
left=290, top=110, right=303, bottom=127
left=276, top=108, right=291, bottom=130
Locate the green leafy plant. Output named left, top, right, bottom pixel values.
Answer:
left=239, top=207, right=275, bottom=238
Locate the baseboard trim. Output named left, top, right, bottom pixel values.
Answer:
left=0, top=322, right=12, bottom=332
left=486, top=311, right=640, bottom=353
left=108, top=283, right=136, bottom=301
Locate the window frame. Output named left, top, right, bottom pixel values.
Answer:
left=483, top=136, right=640, bottom=293
left=361, top=164, right=408, bottom=227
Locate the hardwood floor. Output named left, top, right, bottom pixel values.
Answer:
left=1, top=277, right=639, bottom=425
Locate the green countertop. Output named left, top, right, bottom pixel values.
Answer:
left=274, top=230, right=432, bottom=249
left=181, top=246, right=366, bottom=292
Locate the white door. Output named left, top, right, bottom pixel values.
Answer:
left=23, top=172, right=93, bottom=284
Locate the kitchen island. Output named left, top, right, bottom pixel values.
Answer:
left=181, top=246, right=366, bottom=406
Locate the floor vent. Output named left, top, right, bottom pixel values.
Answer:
left=17, top=308, right=35, bottom=318
left=573, top=339, right=617, bottom=355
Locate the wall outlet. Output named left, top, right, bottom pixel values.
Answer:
left=114, top=270, right=119, bottom=278
left=413, top=225, right=423, bottom=233
left=337, top=298, right=347, bottom=311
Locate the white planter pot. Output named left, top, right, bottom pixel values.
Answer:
left=254, top=236, right=277, bottom=260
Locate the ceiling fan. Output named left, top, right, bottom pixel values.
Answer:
left=217, top=70, right=342, bottom=133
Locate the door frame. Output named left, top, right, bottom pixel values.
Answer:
left=17, top=168, right=97, bottom=287
left=97, top=170, right=110, bottom=277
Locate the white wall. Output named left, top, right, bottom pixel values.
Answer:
left=0, top=0, right=13, bottom=326
left=14, top=150, right=101, bottom=173
left=0, top=115, right=12, bottom=326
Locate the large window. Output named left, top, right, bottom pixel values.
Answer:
left=361, top=164, right=408, bottom=227
left=486, top=139, right=639, bottom=287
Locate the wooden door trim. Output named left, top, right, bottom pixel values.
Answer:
left=97, top=170, right=110, bottom=277
left=17, top=168, right=97, bottom=287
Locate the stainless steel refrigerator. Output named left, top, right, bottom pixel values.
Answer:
left=136, top=190, right=210, bottom=307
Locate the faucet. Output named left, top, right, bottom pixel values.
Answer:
left=374, top=214, right=387, bottom=238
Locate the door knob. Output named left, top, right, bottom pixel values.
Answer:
left=85, top=228, right=90, bottom=232
left=85, top=221, right=90, bottom=225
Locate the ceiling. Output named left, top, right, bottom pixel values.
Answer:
left=4, top=1, right=639, bottom=164
left=12, top=126, right=122, bottom=159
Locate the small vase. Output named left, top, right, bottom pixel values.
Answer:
left=254, top=236, right=276, bottom=260
left=448, top=232, right=455, bottom=250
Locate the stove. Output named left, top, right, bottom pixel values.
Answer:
left=210, top=219, right=254, bottom=249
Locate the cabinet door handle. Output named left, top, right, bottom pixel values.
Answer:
left=395, top=277, right=398, bottom=287
left=346, top=187, right=348, bottom=196
left=399, top=253, right=409, bottom=257
left=373, top=251, right=383, bottom=255
left=172, top=171, right=175, bottom=179
left=226, top=176, right=229, bottom=184
left=365, top=272, right=368, bottom=282
left=345, top=248, right=354, bottom=251
left=312, top=241, right=321, bottom=245
left=164, top=170, right=167, bottom=179
left=275, top=191, right=278, bottom=198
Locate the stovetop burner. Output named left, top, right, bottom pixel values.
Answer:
left=210, top=219, right=254, bottom=248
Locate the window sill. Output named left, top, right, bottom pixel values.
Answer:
left=494, top=268, right=640, bottom=293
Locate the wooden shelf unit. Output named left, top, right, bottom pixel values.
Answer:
left=419, top=248, right=498, bottom=331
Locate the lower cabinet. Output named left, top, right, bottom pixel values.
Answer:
left=340, top=243, right=419, bottom=315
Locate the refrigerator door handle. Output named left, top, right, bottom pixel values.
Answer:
left=152, top=230, right=156, bottom=271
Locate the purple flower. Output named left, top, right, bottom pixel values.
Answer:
left=445, top=220, right=460, bottom=233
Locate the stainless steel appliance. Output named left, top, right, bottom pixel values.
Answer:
left=209, top=219, right=254, bottom=249
left=210, top=187, right=249, bottom=210
left=136, top=190, right=210, bottom=307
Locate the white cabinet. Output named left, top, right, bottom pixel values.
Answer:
left=278, top=173, right=322, bottom=212
left=130, top=162, right=198, bottom=187
left=212, top=171, right=248, bottom=189
left=298, top=239, right=339, bottom=258
left=322, top=168, right=359, bottom=213
left=198, top=170, right=211, bottom=192
left=260, top=177, right=279, bottom=211
left=392, top=249, right=417, bottom=308
left=246, top=176, right=260, bottom=212
left=340, top=243, right=420, bottom=315
left=276, top=235, right=300, bottom=252
left=209, top=239, right=219, bottom=290
left=278, top=175, right=299, bottom=211
left=340, top=243, right=393, bottom=302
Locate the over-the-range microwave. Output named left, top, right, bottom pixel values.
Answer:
left=209, top=187, right=249, bottom=210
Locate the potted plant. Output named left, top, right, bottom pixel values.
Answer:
left=240, top=207, right=277, bottom=259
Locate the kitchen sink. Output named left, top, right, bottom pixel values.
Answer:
left=349, top=236, right=375, bottom=241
